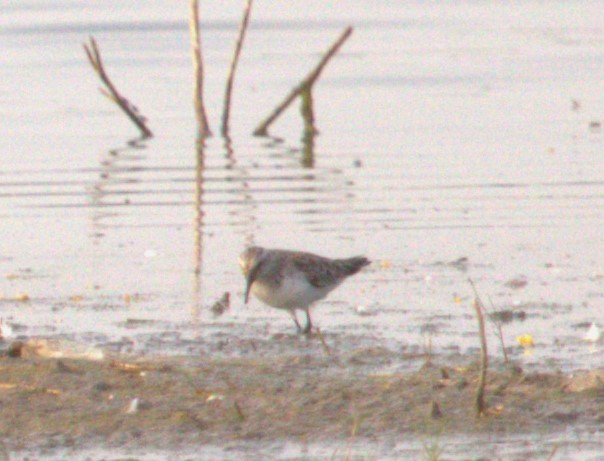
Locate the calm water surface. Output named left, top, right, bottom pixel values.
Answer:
left=0, top=0, right=603, bottom=457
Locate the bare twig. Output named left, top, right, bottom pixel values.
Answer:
left=83, top=37, right=153, bottom=138
left=469, top=279, right=488, bottom=417
left=253, top=26, right=353, bottom=136
left=190, top=0, right=211, bottom=138
left=221, top=0, right=254, bottom=136
left=486, top=295, right=509, bottom=364
left=470, top=283, right=509, bottom=364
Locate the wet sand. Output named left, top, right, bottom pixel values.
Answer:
left=1, top=338, right=603, bottom=459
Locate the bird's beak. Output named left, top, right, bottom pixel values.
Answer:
left=244, top=275, right=253, bottom=304
left=244, top=262, right=261, bottom=304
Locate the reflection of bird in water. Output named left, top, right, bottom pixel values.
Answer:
left=239, top=246, right=370, bottom=335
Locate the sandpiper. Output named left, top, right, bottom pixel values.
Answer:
left=239, top=246, right=370, bottom=335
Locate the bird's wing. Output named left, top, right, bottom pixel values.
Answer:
left=292, top=254, right=343, bottom=288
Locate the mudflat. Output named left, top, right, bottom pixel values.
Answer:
left=1, top=341, right=602, bottom=453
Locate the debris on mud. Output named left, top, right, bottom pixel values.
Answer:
left=0, top=341, right=602, bottom=452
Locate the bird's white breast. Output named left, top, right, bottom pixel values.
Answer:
left=252, top=270, right=337, bottom=309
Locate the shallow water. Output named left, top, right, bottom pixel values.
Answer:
left=11, top=430, right=604, bottom=461
left=0, top=0, right=603, bottom=456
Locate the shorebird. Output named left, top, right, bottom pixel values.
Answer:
left=239, top=246, right=370, bottom=334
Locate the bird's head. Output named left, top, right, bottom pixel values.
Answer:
left=239, top=246, right=265, bottom=304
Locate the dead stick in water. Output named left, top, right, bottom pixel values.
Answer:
left=470, top=279, right=488, bottom=417
left=190, top=0, right=212, bottom=138
left=221, top=0, right=254, bottom=136
left=486, top=295, right=509, bottom=364
left=83, top=37, right=153, bottom=138
left=471, top=283, right=509, bottom=364
left=253, top=26, right=353, bottom=136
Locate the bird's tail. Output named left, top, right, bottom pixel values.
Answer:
left=337, top=256, right=370, bottom=276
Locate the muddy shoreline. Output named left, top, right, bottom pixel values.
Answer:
left=1, top=339, right=602, bottom=456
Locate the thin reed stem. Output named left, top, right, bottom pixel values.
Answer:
left=221, top=0, right=254, bottom=136
left=190, top=0, right=212, bottom=138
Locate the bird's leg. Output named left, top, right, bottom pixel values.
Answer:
left=301, top=309, right=313, bottom=335
left=289, top=310, right=303, bottom=333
